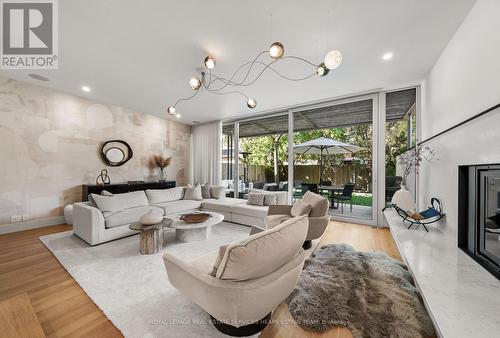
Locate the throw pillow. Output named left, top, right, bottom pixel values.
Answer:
left=210, top=186, right=226, bottom=199
left=210, top=245, right=228, bottom=277
left=264, top=194, right=277, bottom=206
left=291, top=200, right=312, bottom=217
left=88, top=190, right=113, bottom=207
left=184, top=184, right=203, bottom=201
left=90, top=194, right=119, bottom=216
left=200, top=183, right=211, bottom=199
left=247, top=192, right=265, bottom=206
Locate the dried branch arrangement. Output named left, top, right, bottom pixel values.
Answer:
left=150, top=155, right=171, bottom=169
left=398, top=145, right=435, bottom=184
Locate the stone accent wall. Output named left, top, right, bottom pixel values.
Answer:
left=0, top=76, right=191, bottom=225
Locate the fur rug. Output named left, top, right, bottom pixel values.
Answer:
left=287, top=244, right=436, bottom=338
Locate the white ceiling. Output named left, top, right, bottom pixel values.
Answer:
left=0, top=0, right=476, bottom=124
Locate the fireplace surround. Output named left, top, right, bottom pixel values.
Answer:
left=458, top=164, right=500, bottom=280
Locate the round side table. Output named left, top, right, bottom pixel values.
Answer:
left=129, top=218, right=172, bottom=255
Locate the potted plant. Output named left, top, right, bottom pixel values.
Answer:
left=392, top=145, right=434, bottom=211
left=150, top=155, right=171, bottom=182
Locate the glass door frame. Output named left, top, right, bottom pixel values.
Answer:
left=222, top=86, right=420, bottom=227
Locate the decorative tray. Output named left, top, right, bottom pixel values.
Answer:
left=179, top=213, right=211, bottom=223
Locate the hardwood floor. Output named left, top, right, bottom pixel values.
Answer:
left=0, top=293, right=46, bottom=338
left=0, top=225, right=120, bottom=338
left=260, top=221, right=401, bottom=338
left=0, top=221, right=401, bottom=337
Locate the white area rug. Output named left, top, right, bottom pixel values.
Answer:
left=40, top=222, right=254, bottom=338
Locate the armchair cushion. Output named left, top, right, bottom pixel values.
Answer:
left=302, top=190, right=329, bottom=217
left=216, top=215, right=308, bottom=281
left=290, top=200, right=312, bottom=217
left=266, top=214, right=292, bottom=228
left=210, top=245, right=228, bottom=276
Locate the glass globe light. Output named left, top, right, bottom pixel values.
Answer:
left=247, top=98, right=257, bottom=109
left=316, top=63, right=329, bottom=76
left=324, top=50, right=343, bottom=70
left=269, top=42, right=284, bottom=59
left=167, top=106, right=176, bottom=115
left=204, top=56, right=216, bottom=69
left=189, top=77, right=201, bottom=90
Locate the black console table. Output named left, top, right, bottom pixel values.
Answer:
left=82, top=181, right=176, bottom=201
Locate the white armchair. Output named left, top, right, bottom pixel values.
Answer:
left=163, top=215, right=308, bottom=336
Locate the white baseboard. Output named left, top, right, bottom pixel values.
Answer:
left=0, top=216, right=66, bottom=235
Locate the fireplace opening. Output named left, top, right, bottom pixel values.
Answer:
left=458, top=164, right=500, bottom=280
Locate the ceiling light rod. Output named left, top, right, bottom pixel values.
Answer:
left=166, top=42, right=342, bottom=117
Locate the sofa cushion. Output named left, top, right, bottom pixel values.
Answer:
left=264, top=194, right=277, bottom=206
left=302, top=190, right=329, bottom=217
left=216, top=215, right=308, bottom=280
left=91, top=191, right=149, bottom=217
left=184, top=184, right=203, bottom=201
left=154, top=200, right=202, bottom=215
left=249, top=189, right=287, bottom=204
left=200, top=183, right=212, bottom=199
left=231, top=204, right=269, bottom=219
left=146, top=187, right=184, bottom=204
left=201, top=198, right=246, bottom=212
left=210, top=186, right=225, bottom=199
left=247, top=192, right=265, bottom=206
left=291, top=200, right=312, bottom=217
left=105, top=205, right=164, bottom=228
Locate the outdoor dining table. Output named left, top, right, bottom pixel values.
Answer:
left=318, top=185, right=344, bottom=209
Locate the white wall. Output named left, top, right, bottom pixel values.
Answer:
left=0, top=77, right=191, bottom=227
left=419, top=0, right=500, bottom=240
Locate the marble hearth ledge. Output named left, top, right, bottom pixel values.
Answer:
left=384, top=210, right=500, bottom=338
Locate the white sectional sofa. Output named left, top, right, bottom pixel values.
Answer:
left=73, top=186, right=288, bottom=246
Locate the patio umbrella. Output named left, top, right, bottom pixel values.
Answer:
left=293, top=137, right=363, bottom=182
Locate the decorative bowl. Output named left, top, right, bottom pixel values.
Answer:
left=179, top=213, right=211, bottom=223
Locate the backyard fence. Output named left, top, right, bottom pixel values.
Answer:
left=223, top=163, right=371, bottom=192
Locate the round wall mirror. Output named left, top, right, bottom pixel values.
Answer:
left=100, top=140, right=133, bottom=166
left=105, top=147, right=125, bottom=164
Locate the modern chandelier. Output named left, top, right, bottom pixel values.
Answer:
left=166, top=42, right=343, bottom=117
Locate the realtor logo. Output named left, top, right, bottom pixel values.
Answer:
left=1, top=0, right=58, bottom=69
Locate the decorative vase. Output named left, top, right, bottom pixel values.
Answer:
left=139, top=210, right=163, bottom=225
left=158, top=168, right=166, bottom=181
left=391, top=185, right=416, bottom=212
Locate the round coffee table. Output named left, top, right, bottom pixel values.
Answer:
left=167, top=212, right=223, bottom=242
left=129, top=218, right=172, bottom=254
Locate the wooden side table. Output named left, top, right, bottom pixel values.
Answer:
left=129, top=218, right=172, bottom=254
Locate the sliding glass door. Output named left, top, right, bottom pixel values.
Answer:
left=291, top=94, right=377, bottom=223
left=384, top=88, right=418, bottom=207
left=222, top=88, right=419, bottom=226
left=224, top=114, right=289, bottom=199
